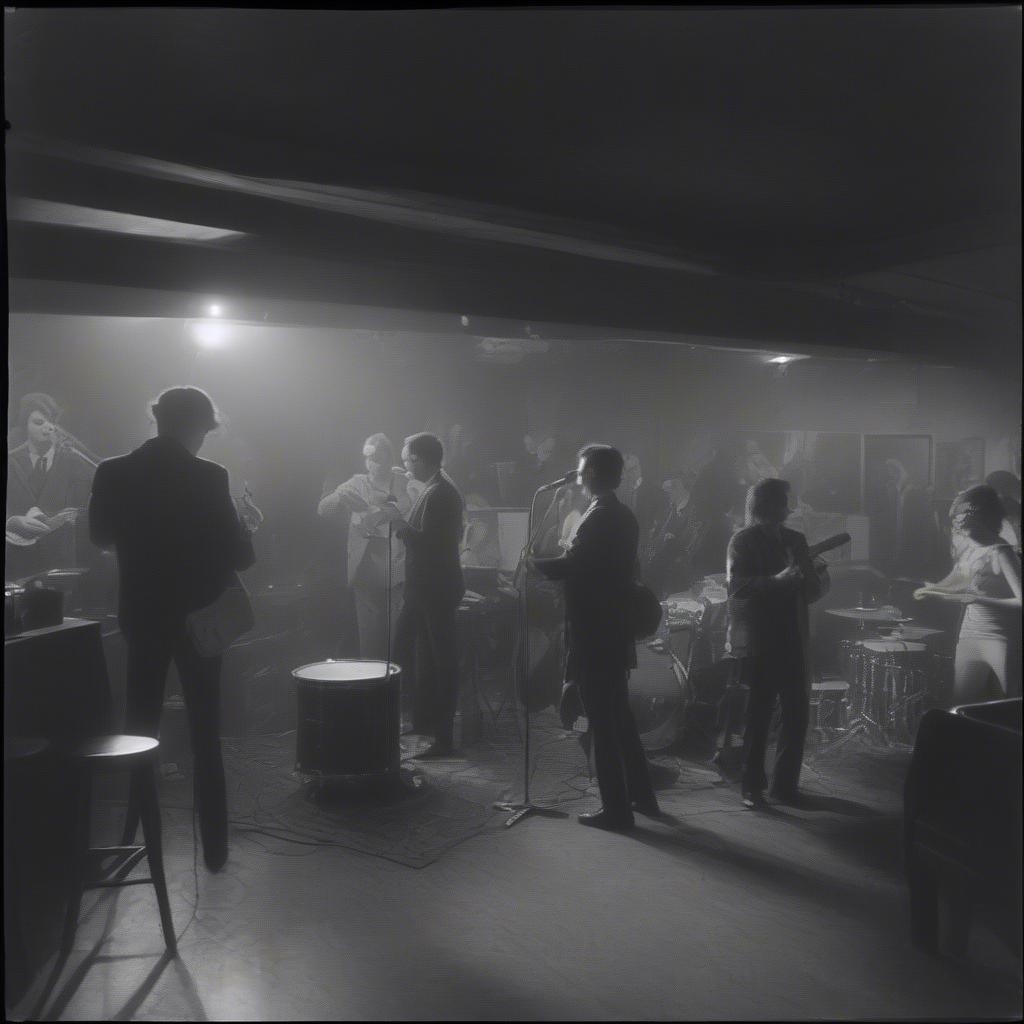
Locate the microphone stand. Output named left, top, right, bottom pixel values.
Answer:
left=493, top=484, right=565, bottom=828
left=54, top=431, right=102, bottom=469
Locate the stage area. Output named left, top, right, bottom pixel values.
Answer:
left=10, top=714, right=1022, bottom=1021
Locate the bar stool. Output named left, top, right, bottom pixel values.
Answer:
left=61, top=735, right=176, bottom=956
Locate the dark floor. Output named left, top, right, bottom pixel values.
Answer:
left=7, top=711, right=1023, bottom=1021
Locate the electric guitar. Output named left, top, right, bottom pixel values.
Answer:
left=6, top=506, right=86, bottom=547
left=797, top=532, right=851, bottom=602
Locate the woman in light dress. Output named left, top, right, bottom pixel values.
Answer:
left=915, top=485, right=1022, bottom=702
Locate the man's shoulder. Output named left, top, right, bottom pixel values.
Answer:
left=96, top=450, right=134, bottom=474
left=434, top=474, right=464, bottom=506
left=8, top=442, right=30, bottom=461
left=730, top=525, right=758, bottom=546
left=194, top=456, right=229, bottom=481
left=579, top=497, right=636, bottom=533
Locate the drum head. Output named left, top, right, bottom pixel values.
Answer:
left=292, top=659, right=400, bottom=684
left=860, top=640, right=926, bottom=654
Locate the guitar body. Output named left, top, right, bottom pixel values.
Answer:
left=6, top=506, right=82, bottom=547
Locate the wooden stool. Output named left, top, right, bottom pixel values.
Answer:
left=5, top=738, right=51, bottom=1001
left=61, top=735, right=176, bottom=956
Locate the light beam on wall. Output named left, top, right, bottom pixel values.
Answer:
left=9, top=197, right=245, bottom=242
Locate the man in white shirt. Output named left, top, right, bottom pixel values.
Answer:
left=318, top=433, right=411, bottom=660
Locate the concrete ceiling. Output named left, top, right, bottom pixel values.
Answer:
left=5, top=7, right=1021, bottom=367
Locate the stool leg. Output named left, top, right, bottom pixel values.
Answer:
left=121, top=776, right=140, bottom=846
left=60, top=770, right=92, bottom=956
left=136, top=764, right=177, bottom=955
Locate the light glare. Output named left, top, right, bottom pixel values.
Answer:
left=192, top=321, right=229, bottom=349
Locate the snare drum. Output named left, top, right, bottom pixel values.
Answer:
left=293, top=660, right=402, bottom=778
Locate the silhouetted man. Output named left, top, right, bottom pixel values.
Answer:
left=386, top=432, right=465, bottom=757
left=533, top=444, right=658, bottom=831
left=727, top=478, right=825, bottom=808
left=89, top=387, right=255, bottom=870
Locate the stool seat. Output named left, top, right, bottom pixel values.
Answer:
left=60, top=733, right=175, bottom=956
left=5, top=737, right=50, bottom=762
left=70, top=735, right=160, bottom=760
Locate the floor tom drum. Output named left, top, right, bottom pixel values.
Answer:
left=293, top=660, right=402, bottom=778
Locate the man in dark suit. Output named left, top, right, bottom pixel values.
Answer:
left=532, top=444, right=658, bottom=831
left=6, top=393, right=95, bottom=579
left=89, top=387, right=255, bottom=870
left=386, top=432, right=465, bottom=758
left=727, top=477, right=825, bottom=809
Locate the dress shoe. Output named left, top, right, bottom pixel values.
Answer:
left=631, top=798, right=662, bottom=818
left=414, top=741, right=456, bottom=759
left=741, top=790, right=767, bottom=809
left=769, top=789, right=802, bottom=807
left=578, top=809, right=634, bottom=831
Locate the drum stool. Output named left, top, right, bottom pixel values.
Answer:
left=810, top=678, right=850, bottom=737
left=61, top=735, right=176, bottom=956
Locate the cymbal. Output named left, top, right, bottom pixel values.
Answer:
left=826, top=607, right=912, bottom=622
left=879, top=625, right=944, bottom=639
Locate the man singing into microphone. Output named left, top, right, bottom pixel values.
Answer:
left=531, top=445, right=658, bottom=831
left=383, top=433, right=466, bottom=758
left=6, top=393, right=94, bottom=580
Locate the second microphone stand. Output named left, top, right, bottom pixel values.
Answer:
left=493, top=484, right=566, bottom=828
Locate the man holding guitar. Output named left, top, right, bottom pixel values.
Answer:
left=5, top=393, right=94, bottom=580
left=89, top=386, right=256, bottom=872
left=726, top=477, right=833, bottom=808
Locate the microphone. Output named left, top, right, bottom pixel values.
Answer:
left=536, top=470, right=578, bottom=491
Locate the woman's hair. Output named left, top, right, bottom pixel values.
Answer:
left=150, top=386, right=220, bottom=435
left=985, top=471, right=1021, bottom=508
left=363, top=433, right=394, bottom=465
left=745, top=477, right=790, bottom=525
left=949, top=484, right=1006, bottom=538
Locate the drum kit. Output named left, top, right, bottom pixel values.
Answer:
left=821, top=606, right=947, bottom=750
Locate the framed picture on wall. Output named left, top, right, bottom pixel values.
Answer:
left=935, top=438, right=986, bottom=500
left=735, top=432, right=788, bottom=486
left=779, top=432, right=862, bottom=512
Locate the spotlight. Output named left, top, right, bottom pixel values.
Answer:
left=769, top=355, right=794, bottom=364
left=208, top=303, right=223, bottom=317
